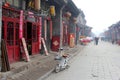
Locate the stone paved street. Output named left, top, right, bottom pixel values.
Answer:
left=41, top=41, right=120, bottom=80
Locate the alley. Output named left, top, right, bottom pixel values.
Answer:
left=40, top=41, right=120, bottom=80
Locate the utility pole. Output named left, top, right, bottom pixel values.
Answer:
left=0, top=0, right=2, bottom=71
left=59, top=5, right=65, bottom=50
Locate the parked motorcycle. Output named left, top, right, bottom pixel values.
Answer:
left=55, top=53, right=70, bottom=73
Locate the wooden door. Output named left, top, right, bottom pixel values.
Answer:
left=32, top=23, right=39, bottom=54
left=2, top=17, right=20, bottom=63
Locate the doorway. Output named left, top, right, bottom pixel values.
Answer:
left=26, top=22, right=32, bottom=55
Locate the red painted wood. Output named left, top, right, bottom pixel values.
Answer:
left=52, top=36, right=60, bottom=51
left=19, top=10, right=23, bottom=39
left=32, top=23, right=39, bottom=55
left=2, top=17, right=20, bottom=63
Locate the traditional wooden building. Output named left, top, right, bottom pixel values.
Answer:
left=108, top=22, right=120, bottom=44
left=1, top=0, right=81, bottom=65
left=50, top=0, right=80, bottom=51
left=2, top=0, right=52, bottom=63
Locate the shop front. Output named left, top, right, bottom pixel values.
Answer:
left=2, top=6, right=42, bottom=63
left=2, top=7, right=20, bottom=63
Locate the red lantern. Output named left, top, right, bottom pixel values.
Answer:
left=4, top=2, right=10, bottom=7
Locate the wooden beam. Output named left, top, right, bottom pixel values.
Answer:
left=1, top=39, right=10, bottom=72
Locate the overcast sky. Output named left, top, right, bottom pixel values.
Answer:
left=73, top=0, right=120, bottom=36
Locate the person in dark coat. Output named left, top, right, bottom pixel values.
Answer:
left=95, top=37, right=99, bottom=45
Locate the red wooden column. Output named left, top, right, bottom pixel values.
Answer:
left=38, top=17, right=42, bottom=49
left=19, top=10, right=23, bottom=39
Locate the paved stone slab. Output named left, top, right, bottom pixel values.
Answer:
left=42, top=41, right=120, bottom=80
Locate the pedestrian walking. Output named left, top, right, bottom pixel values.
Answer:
left=112, top=40, right=114, bottom=44
left=94, top=37, right=99, bottom=45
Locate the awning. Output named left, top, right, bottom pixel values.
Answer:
left=48, top=0, right=80, bottom=17
left=48, top=0, right=68, bottom=7
left=66, top=0, right=80, bottom=17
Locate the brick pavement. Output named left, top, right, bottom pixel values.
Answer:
left=42, top=41, right=120, bottom=80
left=81, top=42, right=120, bottom=80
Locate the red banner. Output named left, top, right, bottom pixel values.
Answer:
left=19, top=10, right=23, bottom=39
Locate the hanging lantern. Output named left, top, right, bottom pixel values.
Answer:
left=28, top=0, right=34, bottom=9
left=65, top=12, right=71, bottom=17
left=4, top=2, right=10, bottom=7
left=35, top=0, right=41, bottom=10
left=73, top=17, right=77, bottom=23
left=50, top=6, right=56, bottom=16
left=64, top=11, right=71, bottom=20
